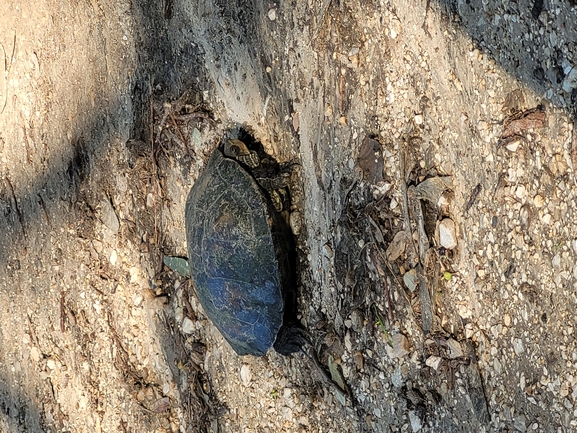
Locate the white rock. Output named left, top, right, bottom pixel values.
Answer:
left=438, top=218, right=458, bottom=249
left=267, top=9, right=277, bottom=21
left=240, top=364, right=252, bottom=386
left=30, top=347, right=41, bottom=363
left=409, top=410, right=422, bottom=431
left=446, top=338, right=464, bottom=358
left=534, top=195, right=544, bottom=208
left=506, top=140, right=521, bottom=152
left=110, top=250, right=118, bottom=265
left=425, top=355, right=443, bottom=370
left=132, top=293, right=144, bottom=307
left=129, top=267, right=140, bottom=283
left=182, top=317, right=194, bottom=334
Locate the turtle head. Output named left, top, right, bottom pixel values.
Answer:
left=224, top=139, right=260, bottom=169
left=273, top=322, right=307, bottom=356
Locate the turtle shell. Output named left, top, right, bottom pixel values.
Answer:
left=185, top=148, right=288, bottom=356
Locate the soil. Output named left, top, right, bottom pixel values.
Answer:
left=1, top=0, right=577, bottom=432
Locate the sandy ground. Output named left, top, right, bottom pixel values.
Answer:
left=2, top=0, right=577, bottom=432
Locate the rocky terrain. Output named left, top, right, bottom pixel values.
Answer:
left=1, top=0, right=577, bottom=431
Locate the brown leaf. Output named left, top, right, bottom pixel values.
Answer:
left=386, top=230, right=409, bottom=262
left=357, top=137, right=384, bottom=183
left=502, top=108, right=546, bottom=139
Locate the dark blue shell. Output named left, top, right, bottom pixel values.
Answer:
left=185, top=149, right=284, bottom=356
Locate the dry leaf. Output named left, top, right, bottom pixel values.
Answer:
left=414, top=176, right=453, bottom=203
left=502, top=108, right=546, bottom=139
left=357, top=136, right=384, bottom=183
left=386, top=230, right=409, bottom=261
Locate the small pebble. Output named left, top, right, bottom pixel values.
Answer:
left=110, top=250, right=118, bottom=266
left=506, top=140, right=521, bottom=152
left=240, top=364, right=252, bottom=386
left=446, top=338, right=464, bottom=358
left=182, top=317, right=194, bottom=334
left=30, top=347, right=40, bottom=363
left=409, top=410, right=422, bottom=431
left=100, top=199, right=120, bottom=233
left=438, top=218, right=458, bottom=249
left=425, top=355, right=443, bottom=370
left=534, top=195, right=544, bottom=207
left=132, top=293, right=144, bottom=307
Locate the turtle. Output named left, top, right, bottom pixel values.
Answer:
left=185, top=139, right=302, bottom=356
